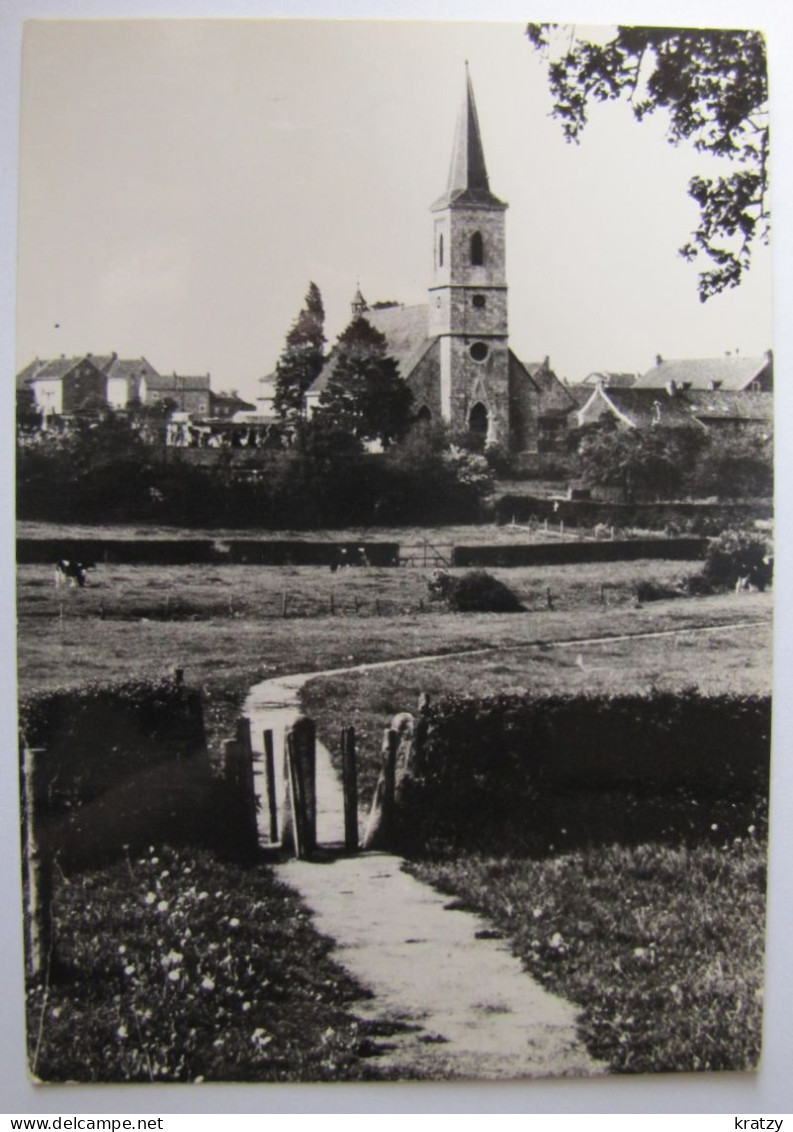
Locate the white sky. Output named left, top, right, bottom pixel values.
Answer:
left=16, top=18, right=774, bottom=402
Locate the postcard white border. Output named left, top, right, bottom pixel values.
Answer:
left=2, top=0, right=792, bottom=1115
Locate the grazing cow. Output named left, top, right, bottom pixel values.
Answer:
left=55, top=558, right=92, bottom=588
left=735, top=555, right=774, bottom=594
left=427, top=568, right=452, bottom=600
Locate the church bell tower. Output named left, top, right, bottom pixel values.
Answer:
left=429, top=64, right=509, bottom=447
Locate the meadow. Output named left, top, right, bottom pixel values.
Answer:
left=17, top=546, right=773, bottom=1078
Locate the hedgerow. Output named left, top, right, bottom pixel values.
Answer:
left=398, top=689, right=771, bottom=853
left=19, top=676, right=206, bottom=814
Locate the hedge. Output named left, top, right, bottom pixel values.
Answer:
left=18, top=676, right=207, bottom=814
left=16, top=538, right=400, bottom=567
left=399, top=689, right=771, bottom=852
left=452, top=538, right=707, bottom=568
left=494, top=495, right=772, bottom=533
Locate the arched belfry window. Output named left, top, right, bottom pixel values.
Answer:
left=470, top=231, right=484, bottom=266
left=438, top=234, right=444, bottom=268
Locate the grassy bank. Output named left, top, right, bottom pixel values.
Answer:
left=302, top=618, right=772, bottom=808
left=409, top=835, right=766, bottom=1074
left=29, top=845, right=407, bottom=1082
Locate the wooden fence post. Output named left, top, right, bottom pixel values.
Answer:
left=341, top=726, right=359, bottom=853
left=414, top=691, right=431, bottom=775
left=22, top=747, right=52, bottom=981
left=224, top=724, right=258, bottom=855
left=362, top=727, right=398, bottom=850
left=285, top=717, right=316, bottom=857
left=263, top=730, right=279, bottom=844
left=284, top=732, right=304, bottom=859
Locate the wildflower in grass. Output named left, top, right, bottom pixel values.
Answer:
left=144, top=892, right=156, bottom=905
left=123, top=965, right=136, bottom=976
left=167, top=968, right=182, bottom=982
left=198, top=892, right=209, bottom=901
left=242, top=1002, right=251, bottom=1012
left=229, top=917, right=240, bottom=929
left=116, top=1024, right=128, bottom=1039
left=250, top=1028, right=272, bottom=1051
left=200, top=976, right=215, bottom=992
left=161, top=950, right=183, bottom=967
left=157, top=900, right=169, bottom=913
left=118, top=944, right=127, bottom=954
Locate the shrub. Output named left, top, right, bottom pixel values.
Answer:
left=633, top=578, right=679, bottom=602
left=703, top=529, right=771, bottom=589
left=445, top=570, right=523, bottom=613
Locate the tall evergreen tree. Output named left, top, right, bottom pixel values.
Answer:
left=317, top=316, right=413, bottom=448
left=273, top=282, right=326, bottom=419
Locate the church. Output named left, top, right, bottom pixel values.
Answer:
left=302, top=67, right=576, bottom=453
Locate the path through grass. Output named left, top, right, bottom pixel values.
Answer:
left=409, top=837, right=766, bottom=1074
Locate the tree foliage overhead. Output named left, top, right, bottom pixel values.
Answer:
left=273, top=281, right=326, bottom=420
left=316, top=316, right=413, bottom=447
left=526, top=24, right=770, bottom=300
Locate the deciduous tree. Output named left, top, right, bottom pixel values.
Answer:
left=527, top=24, right=769, bottom=299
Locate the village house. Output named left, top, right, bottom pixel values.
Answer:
left=575, top=382, right=773, bottom=434
left=633, top=352, right=773, bottom=393
left=18, top=352, right=161, bottom=418
left=16, top=353, right=224, bottom=421
left=139, top=372, right=212, bottom=416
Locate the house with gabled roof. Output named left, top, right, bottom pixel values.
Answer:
left=634, top=352, right=773, bottom=393
left=575, top=382, right=772, bottom=434
left=304, top=66, right=576, bottom=453
left=18, top=352, right=162, bottom=417
left=140, top=372, right=211, bottom=416
left=581, top=371, right=637, bottom=388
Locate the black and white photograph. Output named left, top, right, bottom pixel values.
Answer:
left=7, top=7, right=788, bottom=1104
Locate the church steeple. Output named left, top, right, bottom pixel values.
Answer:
left=350, top=284, right=368, bottom=318
left=432, top=63, right=506, bottom=212
left=428, top=65, right=510, bottom=450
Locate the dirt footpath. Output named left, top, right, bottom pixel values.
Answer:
left=246, top=666, right=603, bottom=1080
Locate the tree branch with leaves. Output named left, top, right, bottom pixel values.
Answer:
left=527, top=24, right=769, bottom=300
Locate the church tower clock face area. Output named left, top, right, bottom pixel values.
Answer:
left=429, top=64, right=510, bottom=448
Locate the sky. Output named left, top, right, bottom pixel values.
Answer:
left=16, top=18, right=774, bottom=404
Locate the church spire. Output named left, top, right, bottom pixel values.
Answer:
left=432, top=63, right=506, bottom=211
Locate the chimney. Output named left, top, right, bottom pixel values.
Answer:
left=656, top=354, right=663, bottom=366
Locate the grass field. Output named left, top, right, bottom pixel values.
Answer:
left=17, top=547, right=773, bottom=1079
left=15, top=517, right=676, bottom=546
